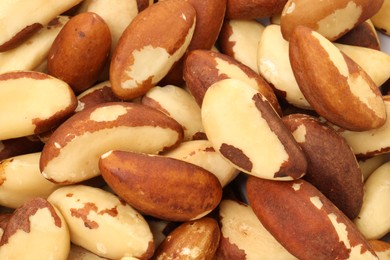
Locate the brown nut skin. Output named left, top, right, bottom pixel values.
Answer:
left=153, top=217, right=220, bottom=260
left=0, top=136, right=43, bottom=161
left=246, top=177, right=378, bottom=260
left=48, top=12, right=111, bottom=94
left=289, top=25, right=386, bottom=131
left=99, top=150, right=223, bottom=222
left=336, top=20, right=380, bottom=50
left=226, top=0, right=288, bottom=19
left=282, top=113, right=364, bottom=219
left=183, top=49, right=281, bottom=115
left=280, top=0, right=385, bottom=41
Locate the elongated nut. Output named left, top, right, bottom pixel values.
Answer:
left=226, top=0, right=288, bottom=19
left=0, top=197, right=70, bottom=259
left=336, top=19, right=381, bottom=50
left=40, top=102, right=183, bottom=184
left=371, top=0, right=390, bottom=35
left=216, top=199, right=296, bottom=259
left=282, top=113, right=363, bottom=219
left=246, top=177, right=378, bottom=259
left=0, top=0, right=83, bottom=51
left=48, top=185, right=154, bottom=259
left=99, top=150, right=222, bottom=222
left=354, top=161, right=390, bottom=239
left=0, top=71, right=77, bottom=140
left=47, top=12, right=111, bottom=93
left=280, top=0, right=384, bottom=41
left=201, top=78, right=306, bottom=180
left=0, top=152, right=61, bottom=208
left=110, top=0, right=196, bottom=100
left=154, top=217, right=220, bottom=259
left=289, top=25, right=386, bottom=131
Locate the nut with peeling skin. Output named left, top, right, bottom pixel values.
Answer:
left=289, top=26, right=386, bottom=131
left=0, top=71, right=78, bottom=140
left=246, top=177, right=378, bottom=260
left=201, top=78, right=307, bottom=180
left=39, top=102, right=183, bottom=184
left=0, top=197, right=70, bottom=259
left=48, top=185, right=154, bottom=259
left=99, top=150, right=222, bottom=222
left=110, top=0, right=196, bottom=100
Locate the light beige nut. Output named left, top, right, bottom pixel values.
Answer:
left=40, top=102, right=183, bottom=184
left=280, top=0, right=384, bottom=41
left=142, top=85, right=204, bottom=141
left=216, top=199, right=296, bottom=259
left=0, top=136, right=43, bottom=161
left=47, top=12, right=111, bottom=94
left=99, top=150, right=222, bottom=222
left=354, top=161, right=390, bottom=240
left=68, top=244, right=108, bottom=260
left=163, top=140, right=239, bottom=187
left=48, top=185, right=154, bottom=259
left=371, top=0, right=390, bottom=35
left=336, top=19, right=381, bottom=50
left=0, top=71, right=78, bottom=140
left=0, top=197, right=70, bottom=259
left=358, top=153, right=390, bottom=180
left=246, top=177, right=378, bottom=259
left=289, top=25, right=386, bottom=131
left=0, top=0, right=82, bottom=51
left=201, top=78, right=307, bottom=180
left=334, top=95, right=390, bottom=158
left=218, top=19, right=265, bottom=74
left=183, top=49, right=282, bottom=115
left=282, top=113, right=364, bottom=219
left=153, top=217, right=220, bottom=260
left=0, top=152, right=61, bottom=208
left=257, top=24, right=311, bottom=109
left=110, top=0, right=196, bottom=100
left=0, top=16, right=69, bottom=74
left=226, top=0, right=288, bottom=19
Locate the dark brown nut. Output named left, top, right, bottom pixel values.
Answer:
left=336, top=20, right=381, bottom=50
left=289, top=25, right=386, bottom=131
left=282, top=113, right=363, bottom=219
left=47, top=12, right=111, bottom=94
left=76, top=81, right=121, bottom=113
left=226, top=0, right=288, bottom=19
left=201, top=78, right=306, bottom=180
left=40, top=102, right=183, bottom=184
left=0, top=152, right=61, bottom=209
left=153, top=217, right=220, bottom=259
left=218, top=19, right=265, bottom=74
left=183, top=49, right=282, bottom=115
left=0, top=16, right=69, bottom=74
left=246, top=177, right=378, bottom=260
left=0, top=136, right=43, bottom=161
left=216, top=199, right=296, bottom=259
left=110, top=0, right=196, bottom=100
left=0, top=197, right=70, bottom=259
left=0, top=71, right=78, bottom=140
left=0, top=0, right=83, bottom=52
left=99, top=150, right=223, bottom=222
left=280, top=0, right=384, bottom=41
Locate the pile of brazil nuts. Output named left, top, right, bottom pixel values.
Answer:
left=1, top=0, right=390, bottom=259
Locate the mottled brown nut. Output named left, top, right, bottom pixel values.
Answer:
left=218, top=19, right=265, bottom=74
left=289, top=26, right=386, bottom=131
left=48, top=12, right=111, bottom=94
left=0, top=197, right=70, bottom=259
left=110, top=0, right=196, bottom=100
left=48, top=185, right=154, bottom=259
left=40, top=102, right=183, bottom=184
left=371, top=0, right=390, bottom=35
left=368, top=240, right=390, bottom=259
left=99, top=150, right=222, bottom=222
left=153, top=217, right=220, bottom=260
left=282, top=113, right=363, bottom=219
left=280, top=0, right=384, bottom=41
left=0, top=71, right=78, bottom=140
left=0, top=213, right=11, bottom=240
left=183, top=49, right=282, bottom=115
left=0, top=0, right=83, bottom=52
left=201, top=78, right=306, bottom=180
left=226, top=0, right=288, bottom=19
left=0, top=136, right=43, bottom=161
left=336, top=20, right=381, bottom=50
left=216, top=199, right=296, bottom=259
left=246, top=177, right=378, bottom=260
left=0, top=152, right=61, bottom=208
